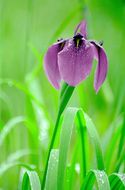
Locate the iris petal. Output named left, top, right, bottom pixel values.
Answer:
left=58, top=39, right=94, bottom=86
left=74, top=20, right=87, bottom=39
left=91, top=41, right=108, bottom=92
left=44, top=40, right=65, bottom=89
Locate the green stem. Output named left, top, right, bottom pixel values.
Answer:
left=42, top=84, right=75, bottom=189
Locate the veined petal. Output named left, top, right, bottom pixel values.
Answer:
left=58, top=39, right=94, bottom=86
left=91, top=41, right=108, bottom=92
left=44, top=40, right=65, bottom=89
left=74, top=20, right=87, bottom=39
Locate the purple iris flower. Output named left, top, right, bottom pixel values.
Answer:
left=44, top=21, right=108, bottom=92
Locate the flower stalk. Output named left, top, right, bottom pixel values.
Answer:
left=42, top=19, right=108, bottom=189
left=42, top=84, right=75, bottom=189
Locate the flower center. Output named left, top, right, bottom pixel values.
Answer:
left=73, top=33, right=83, bottom=48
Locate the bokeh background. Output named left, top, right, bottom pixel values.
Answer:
left=0, top=0, right=125, bottom=189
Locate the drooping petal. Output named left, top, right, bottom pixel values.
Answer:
left=74, top=20, right=87, bottom=39
left=91, top=41, right=108, bottom=92
left=44, top=40, right=65, bottom=89
left=58, top=39, right=94, bottom=86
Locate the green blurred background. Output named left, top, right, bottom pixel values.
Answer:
left=0, top=0, right=125, bottom=189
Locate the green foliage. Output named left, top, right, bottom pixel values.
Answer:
left=19, top=169, right=41, bottom=190
left=81, top=170, right=110, bottom=190
left=45, top=149, right=59, bottom=190
left=109, top=173, right=125, bottom=189
left=57, top=107, right=104, bottom=190
left=0, top=0, right=125, bottom=189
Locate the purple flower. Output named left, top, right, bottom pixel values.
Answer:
left=44, top=21, right=108, bottom=92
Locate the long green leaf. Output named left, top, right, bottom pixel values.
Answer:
left=0, top=162, right=35, bottom=176
left=109, top=173, right=125, bottom=190
left=0, top=116, right=25, bottom=146
left=19, top=169, right=41, bottom=190
left=81, top=170, right=110, bottom=190
left=0, top=149, right=35, bottom=176
left=45, top=149, right=59, bottom=190
left=0, top=79, right=46, bottom=111
left=57, top=107, right=105, bottom=190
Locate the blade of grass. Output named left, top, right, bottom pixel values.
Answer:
left=109, top=173, right=125, bottom=189
left=3, top=149, right=35, bottom=163
left=117, top=114, right=125, bottom=166
left=0, top=149, right=36, bottom=176
left=45, top=149, right=59, bottom=190
left=0, top=91, right=12, bottom=118
left=102, top=114, right=123, bottom=153
left=0, top=115, right=40, bottom=150
left=105, top=125, right=121, bottom=172
left=76, top=112, right=87, bottom=178
left=81, top=170, right=110, bottom=190
left=57, top=107, right=77, bottom=190
left=0, top=162, right=35, bottom=176
left=115, top=146, right=125, bottom=172
left=19, top=169, right=41, bottom=190
left=66, top=142, right=80, bottom=190
left=57, top=107, right=105, bottom=190
left=0, top=79, right=46, bottom=112
left=82, top=112, right=105, bottom=170
left=0, top=116, right=25, bottom=146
